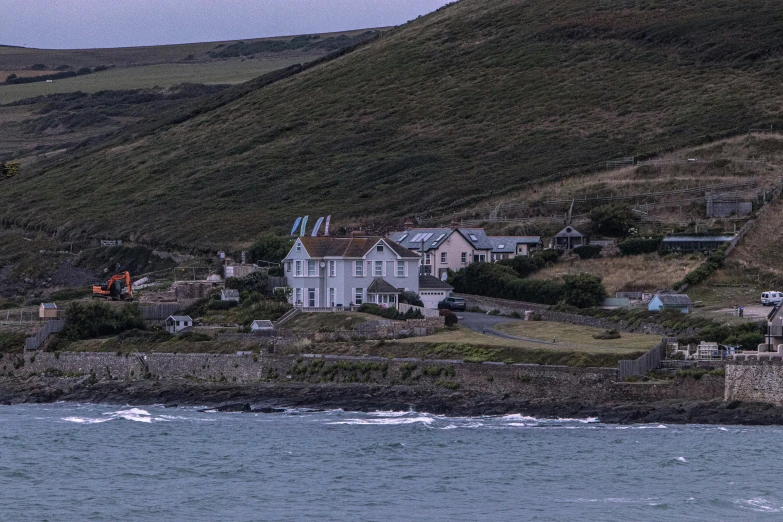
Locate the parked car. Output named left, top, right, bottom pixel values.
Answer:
left=761, top=291, right=783, bottom=306
left=437, top=297, right=466, bottom=311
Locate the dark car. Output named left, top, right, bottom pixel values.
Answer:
left=437, top=297, right=466, bottom=311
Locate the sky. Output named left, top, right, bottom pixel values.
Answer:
left=0, top=0, right=453, bottom=49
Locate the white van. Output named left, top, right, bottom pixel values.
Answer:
left=761, top=291, right=783, bottom=306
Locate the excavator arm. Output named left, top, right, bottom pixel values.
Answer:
left=92, top=271, right=134, bottom=301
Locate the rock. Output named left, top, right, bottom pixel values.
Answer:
left=253, top=407, right=286, bottom=413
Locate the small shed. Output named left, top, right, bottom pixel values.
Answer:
left=39, top=303, right=59, bottom=320
left=250, top=320, right=274, bottom=332
left=648, top=294, right=693, bottom=314
left=661, top=235, right=734, bottom=253
left=165, top=315, right=193, bottom=334
left=553, top=226, right=588, bottom=250
left=221, top=289, right=240, bottom=302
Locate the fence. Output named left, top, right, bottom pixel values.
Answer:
left=606, top=156, right=635, bottom=169
left=140, top=303, right=183, bottom=321
left=274, top=308, right=301, bottom=327
left=0, top=310, right=38, bottom=325
left=397, top=303, right=440, bottom=318
left=617, top=340, right=667, bottom=380
left=25, top=319, right=66, bottom=350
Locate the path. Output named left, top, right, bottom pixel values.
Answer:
left=457, top=311, right=592, bottom=349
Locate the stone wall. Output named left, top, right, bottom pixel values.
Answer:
left=455, top=293, right=670, bottom=335
left=725, top=360, right=783, bottom=405
left=0, top=351, right=723, bottom=403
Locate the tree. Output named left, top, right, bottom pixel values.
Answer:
left=5, top=73, right=16, bottom=82
left=248, top=234, right=294, bottom=265
left=399, top=291, right=423, bottom=307
left=589, top=204, right=639, bottom=237
left=562, top=273, right=607, bottom=308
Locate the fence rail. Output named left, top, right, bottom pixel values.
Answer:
left=25, top=319, right=66, bottom=350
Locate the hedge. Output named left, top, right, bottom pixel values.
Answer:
left=618, top=237, right=662, bottom=256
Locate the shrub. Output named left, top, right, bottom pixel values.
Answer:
left=399, top=362, right=417, bottom=379
left=436, top=380, right=460, bottom=390
left=562, top=273, right=607, bottom=308
left=573, top=244, right=602, bottom=259
left=589, top=204, right=639, bottom=237
left=207, top=300, right=238, bottom=310
left=225, top=271, right=269, bottom=294
left=59, top=302, right=146, bottom=341
left=439, top=309, right=458, bottom=326
left=450, top=262, right=564, bottom=305
left=673, top=246, right=727, bottom=289
left=592, top=329, right=621, bottom=340
left=359, top=303, right=423, bottom=320
left=618, top=237, right=662, bottom=256
left=0, top=332, right=25, bottom=354
left=399, top=291, right=424, bottom=307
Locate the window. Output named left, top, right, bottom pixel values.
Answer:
left=355, top=288, right=363, bottom=305
left=296, top=243, right=302, bottom=252
left=397, top=261, right=405, bottom=277
left=295, top=288, right=302, bottom=305
left=440, top=252, right=447, bottom=263
left=376, top=244, right=384, bottom=253
left=424, top=253, right=431, bottom=265
left=308, top=288, right=316, bottom=307
left=461, top=252, right=467, bottom=263
left=473, top=254, right=486, bottom=262
left=329, top=260, right=336, bottom=277
left=354, top=261, right=363, bottom=277
left=329, top=288, right=336, bottom=307
left=295, top=260, right=303, bottom=277
left=374, top=261, right=383, bottom=276
left=286, top=262, right=291, bottom=273
left=308, top=260, right=317, bottom=276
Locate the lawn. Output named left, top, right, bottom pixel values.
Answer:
left=0, top=59, right=307, bottom=104
left=279, top=312, right=376, bottom=333
left=492, top=321, right=660, bottom=351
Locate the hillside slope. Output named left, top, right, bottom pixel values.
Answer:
left=3, top=0, right=783, bottom=247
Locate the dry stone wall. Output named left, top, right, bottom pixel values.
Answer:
left=725, top=361, right=783, bottom=405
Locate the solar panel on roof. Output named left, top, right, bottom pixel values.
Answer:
left=470, top=234, right=478, bottom=241
left=435, top=234, right=445, bottom=241
left=399, top=233, right=408, bottom=242
left=498, top=244, right=505, bottom=248
left=411, top=233, right=424, bottom=242
left=422, top=233, right=434, bottom=242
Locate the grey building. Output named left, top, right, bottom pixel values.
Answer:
left=553, top=226, right=588, bottom=250
left=488, top=236, right=542, bottom=261
left=282, top=236, right=420, bottom=308
left=661, top=235, right=734, bottom=253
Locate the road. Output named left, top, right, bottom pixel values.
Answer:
left=456, top=311, right=561, bottom=346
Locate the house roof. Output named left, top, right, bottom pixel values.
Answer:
left=555, top=226, right=585, bottom=238
left=251, top=320, right=274, bottom=329
left=488, top=236, right=542, bottom=253
left=457, top=228, right=494, bottom=250
left=221, top=289, right=239, bottom=297
left=419, top=275, right=454, bottom=291
left=388, top=229, right=454, bottom=252
left=367, top=278, right=401, bottom=294
left=40, top=303, right=57, bottom=309
left=654, top=294, right=693, bottom=306
left=662, top=235, right=734, bottom=243
left=166, top=315, right=193, bottom=322
left=295, top=236, right=419, bottom=259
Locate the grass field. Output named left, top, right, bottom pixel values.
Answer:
left=4, top=0, right=783, bottom=247
left=0, top=59, right=306, bottom=104
left=277, top=312, right=375, bottom=333
left=530, top=253, right=703, bottom=294
left=492, top=321, right=660, bottom=351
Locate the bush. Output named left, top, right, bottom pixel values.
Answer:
left=59, top=302, right=146, bottom=341
left=0, top=332, right=25, bottom=354
left=573, top=244, right=603, bottom=259
left=225, top=271, right=269, bottom=294
left=359, top=303, right=423, bottom=320
left=562, top=273, right=607, bottom=308
left=673, top=246, right=727, bottom=289
left=592, top=329, right=621, bottom=340
left=399, top=291, right=424, bottom=307
left=450, top=262, right=564, bottom=305
left=248, top=234, right=294, bottom=267
left=589, top=204, right=639, bottom=237
left=439, top=309, right=458, bottom=326
left=618, top=237, right=662, bottom=256
left=207, top=300, right=238, bottom=310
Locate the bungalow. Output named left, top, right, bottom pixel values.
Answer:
left=552, top=226, right=589, bottom=250
left=661, top=235, right=734, bottom=253
left=282, top=235, right=420, bottom=309
left=165, top=315, right=193, bottom=334
left=648, top=294, right=693, bottom=314
left=221, top=289, right=240, bottom=302
left=488, top=236, right=542, bottom=261
left=418, top=275, right=455, bottom=309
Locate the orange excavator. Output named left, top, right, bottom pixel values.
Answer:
left=92, top=271, right=134, bottom=301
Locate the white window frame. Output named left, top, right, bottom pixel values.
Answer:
left=329, top=288, right=336, bottom=307
left=461, top=252, right=467, bottom=263
left=286, top=262, right=291, bottom=273
left=295, top=260, right=303, bottom=277
left=374, top=260, right=383, bottom=277
left=329, top=260, right=336, bottom=277
left=308, top=288, right=317, bottom=307
left=296, top=243, right=302, bottom=252
left=441, top=252, right=447, bottom=263
left=354, top=287, right=363, bottom=305
left=354, top=260, right=363, bottom=277
left=295, top=287, right=302, bottom=305
left=308, top=260, right=317, bottom=277
left=397, top=261, right=405, bottom=277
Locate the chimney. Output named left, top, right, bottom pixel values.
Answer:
left=450, top=220, right=460, bottom=230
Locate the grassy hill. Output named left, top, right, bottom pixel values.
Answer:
left=3, top=0, right=783, bottom=248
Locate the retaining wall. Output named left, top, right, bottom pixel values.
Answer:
left=1, top=352, right=722, bottom=403
left=725, top=360, right=783, bottom=405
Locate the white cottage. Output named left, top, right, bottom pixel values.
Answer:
left=165, top=315, right=193, bottom=334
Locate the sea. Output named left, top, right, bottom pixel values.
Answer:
left=1, top=404, right=781, bottom=521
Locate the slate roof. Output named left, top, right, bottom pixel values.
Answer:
left=662, top=235, right=734, bottom=243
left=251, top=320, right=274, bottom=329
left=296, top=236, right=419, bottom=259
left=488, top=236, right=542, bottom=253
left=555, top=226, right=585, bottom=238
left=388, top=229, right=453, bottom=252
left=457, top=228, right=494, bottom=250
left=655, top=294, right=693, bottom=306
left=166, top=315, right=193, bottom=322
left=419, top=275, right=454, bottom=291
left=367, top=278, right=401, bottom=294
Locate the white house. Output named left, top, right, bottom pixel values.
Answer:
left=250, top=320, right=274, bottom=332
left=282, top=235, right=420, bottom=308
left=647, top=294, right=693, bottom=314
left=418, top=275, right=454, bottom=309
left=165, top=315, right=193, bottom=334
left=221, top=289, right=240, bottom=302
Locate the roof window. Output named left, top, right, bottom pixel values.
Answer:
left=470, top=234, right=478, bottom=241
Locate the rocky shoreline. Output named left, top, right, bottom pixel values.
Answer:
left=3, top=376, right=783, bottom=425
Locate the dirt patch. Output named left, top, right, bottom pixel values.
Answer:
left=50, top=262, right=96, bottom=287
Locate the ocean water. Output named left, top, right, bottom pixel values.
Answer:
left=1, top=404, right=782, bottom=521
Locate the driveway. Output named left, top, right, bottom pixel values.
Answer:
left=456, top=311, right=557, bottom=346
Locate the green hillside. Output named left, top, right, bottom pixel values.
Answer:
left=3, top=0, right=783, bottom=248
